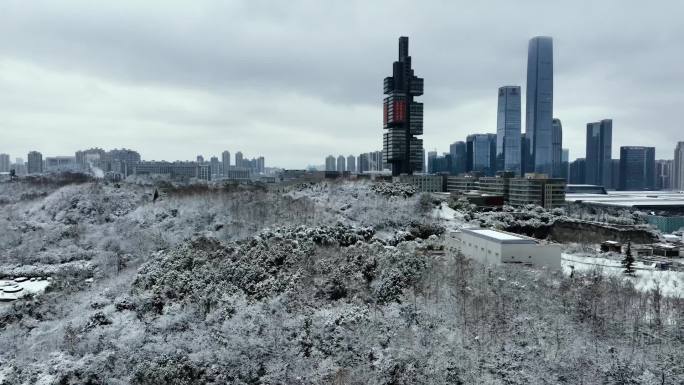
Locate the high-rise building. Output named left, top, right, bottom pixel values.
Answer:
left=496, top=86, right=522, bottom=174
left=465, top=136, right=474, bottom=173
left=0, top=153, right=10, bottom=172
left=427, top=151, right=438, bottom=174
left=221, top=151, right=231, bottom=175
left=210, top=156, right=220, bottom=178
left=357, top=153, right=369, bottom=173
left=655, top=159, right=673, bottom=190
left=585, top=119, right=612, bottom=187
left=382, top=36, right=424, bottom=176
left=619, top=146, right=655, bottom=191
left=13, top=158, right=26, bottom=176
left=346, top=155, right=356, bottom=173
left=370, top=151, right=384, bottom=171
left=235, top=151, right=244, bottom=168
left=520, top=133, right=532, bottom=175
left=256, top=156, right=265, bottom=174
left=467, top=134, right=497, bottom=176
left=27, top=151, right=43, bottom=174
left=551, top=118, right=563, bottom=177
left=450, top=141, right=467, bottom=175
left=560, top=149, right=569, bottom=181
left=325, top=155, right=336, bottom=171
left=610, top=159, right=620, bottom=190
left=431, top=153, right=452, bottom=174
left=336, top=155, right=346, bottom=173
left=674, top=142, right=684, bottom=190
left=196, top=155, right=204, bottom=163
left=525, top=36, right=554, bottom=175
left=569, top=158, right=586, bottom=184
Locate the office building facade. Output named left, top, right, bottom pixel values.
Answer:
left=520, top=133, right=532, bottom=175
left=450, top=141, right=467, bottom=175
left=0, top=153, right=9, bottom=173
left=675, top=142, right=684, bottom=190
left=467, top=134, right=497, bottom=176
left=610, top=159, right=620, bottom=190
left=525, top=36, right=554, bottom=175
left=27, top=151, right=43, bottom=174
left=551, top=118, right=563, bottom=177
left=619, top=146, right=655, bottom=191
left=496, top=86, right=522, bottom=175
left=382, top=36, right=424, bottom=175
left=560, top=149, right=569, bottom=181
left=569, top=158, right=586, bottom=184
left=655, top=159, right=673, bottom=190
left=357, top=153, right=369, bottom=173
left=508, top=175, right=566, bottom=209
left=585, top=119, right=612, bottom=187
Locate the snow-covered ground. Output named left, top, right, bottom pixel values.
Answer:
left=562, top=253, right=683, bottom=297
left=0, top=278, right=51, bottom=302
left=432, top=202, right=467, bottom=230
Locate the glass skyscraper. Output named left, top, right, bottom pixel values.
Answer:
left=525, top=36, right=554, bottom=175
left=467, top=134, right=497, bottom=176
left=551, top=118, right=563, bottom=177
left=382, top=36, right=424, bottom=176
left=585, top=119, right=612, bottom=187
left=619, top=146, right=655, bottom=191
left=449, top=141, right=467, bottom=175
left=496, top=86, right=521, bottom=175
left=675, top=142, right=684, bottom=191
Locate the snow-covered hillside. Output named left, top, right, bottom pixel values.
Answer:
left=0, top=178, right=682, bottom=384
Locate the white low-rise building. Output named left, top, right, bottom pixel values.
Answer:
left=452, top=228, right=561, bottom=269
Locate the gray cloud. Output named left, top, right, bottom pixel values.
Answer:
left=1, top=0, right=683, bottom=167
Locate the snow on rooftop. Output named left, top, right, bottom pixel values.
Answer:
left=566, top=190, right=684, bottom=208
left=464, top=228, right=537, bottom=243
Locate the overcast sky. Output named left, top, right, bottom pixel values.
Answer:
left=1, top=0, right=683, bottom=168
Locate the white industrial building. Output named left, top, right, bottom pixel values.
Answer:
left=452, top=228, right=561, bottom=269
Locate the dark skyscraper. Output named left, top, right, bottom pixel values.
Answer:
left=585, top=119, right=612, bottom=187
left=569, top=158, right=586, bottom=184
left=619, top=146, right=655, bottom=190
left=382, top=36, right=424, bottom=176
left=525, top=36, right=554, bottom=175
left=450, top=141, right=467, bottom=175
left=520, top=133, right=532, bottom=175
left=467, top=133, right=497, bottom=176
left=610, top=159, right=620, bottom=190
left=551, top=118, right=563, bottom=177
left=496, top=86, right=522, bottom=174
left=427, top=151, right=437, bottom=173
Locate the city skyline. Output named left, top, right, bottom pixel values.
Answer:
left=1, top=1, right=683, bottom=167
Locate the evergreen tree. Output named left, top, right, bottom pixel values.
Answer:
left=622, top=241, right=636, bottom=276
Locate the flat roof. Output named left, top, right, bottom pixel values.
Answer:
left=566, top=191, right=684, bottom=209
left=462, top=228, right=537, bottom=244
